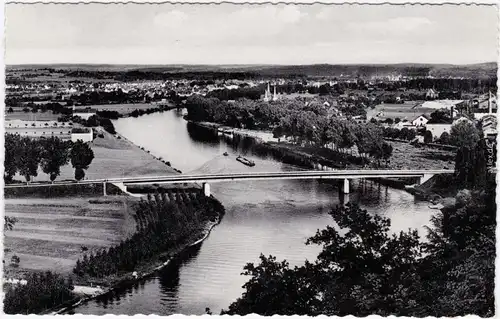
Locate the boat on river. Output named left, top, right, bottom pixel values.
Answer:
left=236, top=155, right=255, bottom=167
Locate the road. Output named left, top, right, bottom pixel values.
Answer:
left=5, top=169, right=455, bottom=188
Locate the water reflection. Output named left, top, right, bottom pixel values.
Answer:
left=72, top=111, right=435, bottom=315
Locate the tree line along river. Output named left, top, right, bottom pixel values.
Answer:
left=70, top=109, right=436, bottom=315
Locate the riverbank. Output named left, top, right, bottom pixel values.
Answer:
left=52, top=203, right=223, bottom=315
left=191, top=121, right=454, bottom=171
left=405, top=174, right=459, bottom=203
left=4, top=186, right=225, bottom=315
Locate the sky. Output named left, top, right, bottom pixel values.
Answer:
left=5, top=3, right=498, bottom=65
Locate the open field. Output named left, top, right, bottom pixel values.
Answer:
left=387, top=141, right=455, bottom=170
left=367, top=102, right=437, bottom=121
left=13, top=129, right=177, bottom=183
left=3, top=196, right=138, bottom=277
left=73, top=103, right=161, bottom=115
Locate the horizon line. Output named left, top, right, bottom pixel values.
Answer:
left=6, top=61, right=497, bottom=67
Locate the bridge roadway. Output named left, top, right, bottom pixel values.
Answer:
left=5, top=169, right=455, bottom=195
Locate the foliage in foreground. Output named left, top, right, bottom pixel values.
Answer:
left=223, top=180, right=495, bottom=316
left=3, top=271, right=75, bottom=314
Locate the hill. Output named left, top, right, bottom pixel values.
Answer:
left=7, top=62, right=497, bottom=79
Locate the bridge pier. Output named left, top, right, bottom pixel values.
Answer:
left=340, top=192, right=350, bottom=204
left=202, top=182, right=211, bottom=197
left=341, top=178, right=350, bottom=194
left=103, top=182, right=107, bottom=196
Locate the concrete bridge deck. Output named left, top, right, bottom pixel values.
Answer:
left=5, top=170, right=455, bottom=195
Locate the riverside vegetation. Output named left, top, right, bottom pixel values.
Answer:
left=73, top=189, right=224, bottom=281
left=3, top=188, right=225, bottom=314
left=215, top=123, right=496, bottom=317
left=185, top=96, right=393, bottom=166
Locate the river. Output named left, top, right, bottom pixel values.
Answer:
left=71, top=110, right=436, bottom=315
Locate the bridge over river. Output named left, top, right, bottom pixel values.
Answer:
left=6, top=169, right=455, bottom=196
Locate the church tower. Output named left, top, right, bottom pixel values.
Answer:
left=264, top=83, right=271, bottom=102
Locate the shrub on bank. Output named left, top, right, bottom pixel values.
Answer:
left=3, top=271, right=75, bottom=314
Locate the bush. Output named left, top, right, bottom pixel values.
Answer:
left=10, top=255, right=20, bottom=267
left=424, top=130, right=433, bottom=143
left=74, top=167, right=85, bottom=181
left=3, top=271, right=75, bottom=314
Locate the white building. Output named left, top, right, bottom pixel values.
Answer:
left=425, top=117, right=474, bottom=139
left=480, top=114, right=497, bottom=139
left=426, top=123, right=451, bottom=139
left=71, top=128, right=94, bottom=142
left=412, top=114, right=430, bottom=127
left=5, top=120, right=73, bottom=139
left=426, top=89, right=439, bottom=99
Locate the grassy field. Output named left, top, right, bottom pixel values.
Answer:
left=3, top=196, right=138, bottom=278
left=13, top=130, right=177, bottom=182
left=367, top=102, right=436, bottom=121
left=73, top=103, right=159, bottom=115
left=387, top=141, right=455, bottom=170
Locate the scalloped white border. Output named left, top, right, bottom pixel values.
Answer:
left=2, top=0, right=500, bottom=4
left=0, top=0, right=498, bottom=318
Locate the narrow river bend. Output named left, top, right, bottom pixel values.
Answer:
left=71, top=110, right=435, bottom=315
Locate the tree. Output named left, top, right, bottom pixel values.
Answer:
left=222, top=255, right=321, bottom=316
left=224, top=204, right=423, bottom=316
left=429, top=109, right=451, bottom=123
left=423, top=130, right=433, bottom=143
left=7, top=107, right=14, bottom=113
left=225, top=189, right=495, bottom=317
left=70, top=140, right=94, bottom=181
left=423, top=179, right=495, bottom=316
left=10, top=255, right=20, bottom=268
left=454, top=139, right=489, bottom=189
left=450, top=121, right=480, bottom=149
left=4, top=134, right=20, bottom=182
left=40, top=137, right=72, bottom=181
left=439, top=132, right=451, bottom=145
left=4, top=217, right=17, bottom=231
left=381, top=142, right=393, bottom=164
left=17, top=137, right=42, bottom=182
left=400, top=127, right=409, bottom=140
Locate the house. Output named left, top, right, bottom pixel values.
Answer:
left=394, top=121, right=417, bottom=130
left=412, top=114, right=430, bottom=127
left=5, top=120, right=73, bottom=139
left=425, top=123, right=451, bottom=139
left=475, top=91, right=497, bottom=111
left=480, top=114, right=497, bottom=139
left=425, top=116, right=473, bottom=139
left=71, top=127, right=94, bottom=143
left=426, top=89, right=439, bottom=99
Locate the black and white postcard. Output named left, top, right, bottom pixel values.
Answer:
left=2, top=1, right=497, bottom=317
